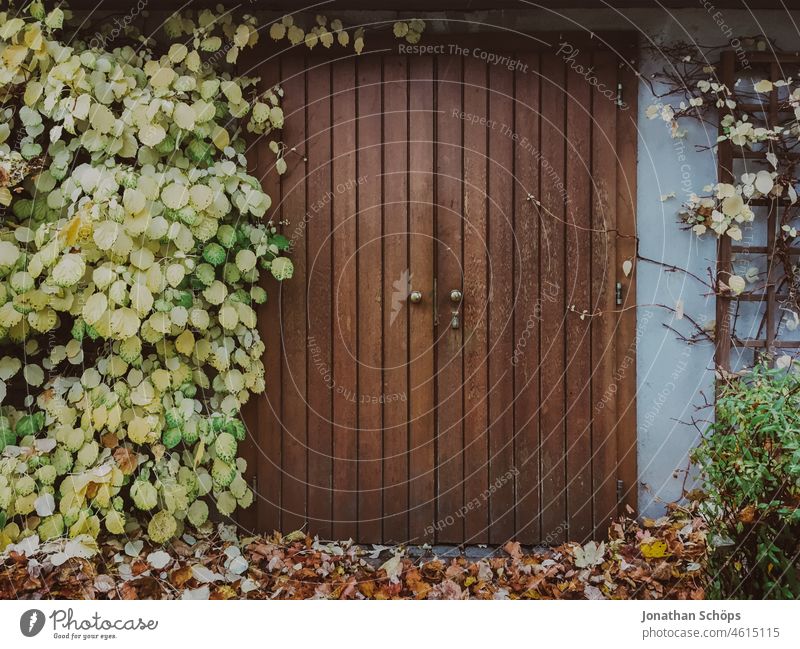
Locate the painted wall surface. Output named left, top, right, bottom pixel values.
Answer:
left=630, top=12, right=798, bottom=518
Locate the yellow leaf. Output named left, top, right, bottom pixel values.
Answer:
left=211, top=125, right=230, bottom=149
left=234, top=24, right=250, bottom=48
left=193, top=440, right=205, bottom=468
left=269, top=22, right=286, bottom=41
left=640, top=539, right=668, bottom=559
left=60, top=215, right=83, bottom=246
left=175, top=329, right=195, bottom=355
left=2, top=45, right=28, bottom=69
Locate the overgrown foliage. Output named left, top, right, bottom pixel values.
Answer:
left=646, top=46, right=800, bottom=325
left=691, top=365, right=800, bottom=598
left=0, top=3, right=419, bottom=549
left=648, top=46, right=800, bottom=598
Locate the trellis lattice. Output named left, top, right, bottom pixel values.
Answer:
left=715, top=50, right=800, bottom=371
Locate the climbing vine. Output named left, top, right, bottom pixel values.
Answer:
left=647, top=44, right=800, bottom=598
left=0, top=2, right=420, bottom=549
left=646, top=43, right=800, bottom=349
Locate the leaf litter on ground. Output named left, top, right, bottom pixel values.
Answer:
left=0, top=504, right=707, bottom=600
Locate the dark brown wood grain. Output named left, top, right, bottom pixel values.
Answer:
left=715, top=51, right=735, bottom=372
left=381, top=55, right=410, bottom=543
left=462, top=56, right=490, bottom=545
left=356, top=53, right=384, bottom=543
left=487, top=65, right=516, bottom=544
left=539, top=51, right=568, bottom=543
left=279, top=54, right=309, bottom=534
left=590, top=50, right=619, bottom=536
left=513, top=52, right=542, bottom=545
left=615, top=48, right=639, bottom=516
left=305, top=56, right=334, bottom=539
left=331, top=57, right=359, bottom=541
left=564, top=46, right=593, bottom=542
left=407, top=56, right=437, bottom=543
left=435, top=56, right=465, bottom=544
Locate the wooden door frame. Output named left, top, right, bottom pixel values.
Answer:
left=238, top=29, right=639, bottom=536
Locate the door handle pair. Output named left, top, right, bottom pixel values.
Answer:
left=408, top=288, right=462, bottom=329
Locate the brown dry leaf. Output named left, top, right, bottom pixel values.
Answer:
left=100, top=432, right=119, bottom=449
left=113, top=446, right=138, bottom=474
left=169, top=565, right=193, bottom=588
left=738, top=504, right=756, bottom=524
left=503, top=540, right=523, bottom=560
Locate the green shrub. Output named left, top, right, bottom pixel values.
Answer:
left=692, top=364, right=800, bottom=598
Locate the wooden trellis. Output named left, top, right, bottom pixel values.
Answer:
left=715, top=50, right=800, bottom=371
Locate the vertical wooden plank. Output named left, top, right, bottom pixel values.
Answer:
left=254, top=57, right=283, bottom=536
left=331, top=57, right=359, bottom=541
left=408, top=56, right=436, bottom=543
left=591, top=50, right=619, bottom=535
left=487, top=64, right=516, bottom=544
left=435, top=55, right=465, bottom=544
left=279, top=54, right=309, bottom=534
left=765, top=63, right=779, bottom=355
left=615, top=49, right=639, bottom=515
left=462, top=56, right=489, bottom=545
left=513, top=52, right=541, bottom=545
left=565, top=47, right=593, bottom=542
left=382, top=55, right=409, bottom=542
left=305, top=56, right=333, bottom=538
left=539, top=51, right=567, bottom=542
left=357, top=53, right=384, bottom=543
left=715, top=51, right=735, bottom=371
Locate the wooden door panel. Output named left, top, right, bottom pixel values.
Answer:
left=462, top=55, right=490, bottom=545
left=249, top=38, right=635, bottom=544
left=306, top=55, right=334, bottom=539
left=486, top=65, right=516, bottom=545
left=564, top=47, right=594, bottom=542
left=407, top=57, right=436, bottom=543
left=278, top=54, right=308, bottom=535
left=330, top=58, right=359, bottom=541
left=382, top=55, right=410, bottom=543
left=590, top=50, right=620, bottom=535
left=355, top=56, right=383, bottom=542
left=435, top=56, right=465, bottom=545
left=512, top=52, right=542, bottom=545
left=539, top=51, right=568, bottom=543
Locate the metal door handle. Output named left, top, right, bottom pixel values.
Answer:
left=449, top=288, right=462, bottom=329
left=409, top=290, right=423, bottom=304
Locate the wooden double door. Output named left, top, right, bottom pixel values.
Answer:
left=241, top=33, right=637, bottom=545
